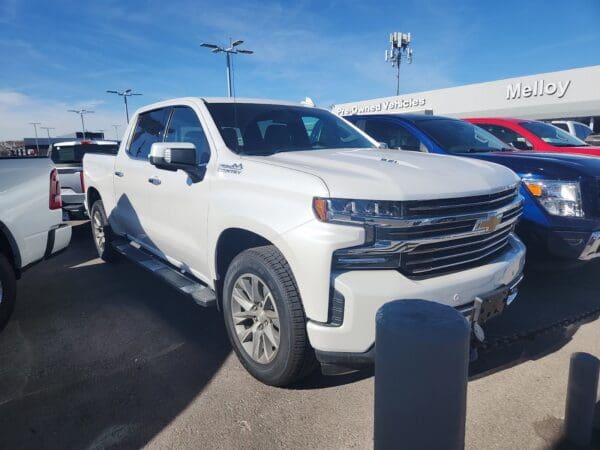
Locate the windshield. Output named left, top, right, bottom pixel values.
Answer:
left=206, top=103, right=374, bottom=155
left=415, top=118, right=511, bottom=153
left=521, top=122, right=589, bottom=147
left=50, top=143, right=118, bottom=164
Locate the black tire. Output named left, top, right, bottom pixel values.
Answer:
left=90, top=200, right=118, bottom=262
left=223, top=245, right=316, bottom=386
left=0, top=253, right=17, bottom=332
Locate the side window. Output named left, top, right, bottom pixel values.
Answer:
left=128, top=108, right=170, bottom=159
left=479, top=124, right=533, bottom=150
left=574, top=123, right=592, bottom=140
left=364, top=119, right=427, bottom=152
left=553, top=122, right=569, bottom=132
left=165, top=106, right=211, bottom=163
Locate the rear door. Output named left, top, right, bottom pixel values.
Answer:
left=111, top=107, right=171, bottom=245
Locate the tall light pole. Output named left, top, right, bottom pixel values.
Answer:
left=106, top=89, right=142, bottom=123
left=40, top=126, right=55, bottom=139
left=385, top=32, right=413, bottom=96
left=29, top=122, right=41, bottom=154
left=112, top=124, right=121, bottom=141
left=200, top=39, right=254, bottom=97
left=68, top=109, right=94, bottom=139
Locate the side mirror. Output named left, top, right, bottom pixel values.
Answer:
left=149, top=142, right=206, bottom=182
left=376, top=142, right=389, bottom=149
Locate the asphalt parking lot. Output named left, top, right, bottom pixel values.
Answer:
left=1, top=222, right=599, bottom=449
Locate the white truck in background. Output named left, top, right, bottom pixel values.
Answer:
left=550, top=120, right=593, bottom=141
left=0, top=157, right=72, bottom=330
left=49, top=140, right=119, bottom=219
left=84, top=97, right=526, bottom=386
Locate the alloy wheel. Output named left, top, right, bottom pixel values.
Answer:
left=92, top=210, right=105, bottom=252
left=230, top=273, right=280, bottom=364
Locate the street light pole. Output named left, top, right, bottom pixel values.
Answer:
left=68, top=109, right=94, bottom=139
left=106, top=89, right=142, bottom=123
left=200, top=39, right=254, bottom=97
left=40, top=126, right=55, bottom=139
left=29, top=122, right=41, bottom=154
left=226, top=51, right=232, bottom=97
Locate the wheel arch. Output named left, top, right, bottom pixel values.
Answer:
left=0, top=221, right=21, bottom=277
left=213, top=228, right=275, bottom=308
left=86, top=186, right=102, bottom=211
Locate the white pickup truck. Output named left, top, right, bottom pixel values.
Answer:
left=0, top=157, right=72, bottom=330
left=84, top=97, right=526, bottom=386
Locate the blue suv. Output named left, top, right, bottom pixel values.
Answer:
left=346, top=114, right=600, bottom=262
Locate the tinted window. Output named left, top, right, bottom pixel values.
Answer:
left=415, top=119, right=509, bottom=153
left=521, top=121, right=588, bottom=147
left=363, top=119, right=426, bottom=152
left=552, top=122, right=569, bottom=132
left=477, top=124, right=532, bottom=150
left=574, top=123, right=592, bottom=140
left=206, top=103, right=373, bottom=155
left=128, top=108, right=170, bottom=158
left=165, top=106, right=210, bottom=163
left=50, top=143, right=118, bottom=164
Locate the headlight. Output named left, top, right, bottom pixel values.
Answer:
left=313, top=197, right=402, bottom=224
left=523, top=179, right=583, bottom=217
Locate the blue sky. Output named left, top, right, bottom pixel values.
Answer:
left=0, top=0, right=599, bottom=139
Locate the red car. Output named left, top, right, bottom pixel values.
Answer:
left=465, top=118, right=600, bottom=157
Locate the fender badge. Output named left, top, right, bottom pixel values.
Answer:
left=218, top=163, right=243, bottom=174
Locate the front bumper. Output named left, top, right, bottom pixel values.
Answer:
left=518, top=223, right=600, bottom=261
left=307, top=234, right=526, bottom=356
left=579, top=231, right=600, bottom=261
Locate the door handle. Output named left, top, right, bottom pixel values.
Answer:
left=148, top=177, right=161, bottom=185
left=114, top=171, right=124, bottom=177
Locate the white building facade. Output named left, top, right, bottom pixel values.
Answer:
left=333, top=66, right=600, bottom=130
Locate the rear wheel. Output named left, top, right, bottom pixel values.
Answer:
left=223, top=245, right=316, bottom=386
left=90, top=200, right=118, bottom=262
left=0, top=253, right=16, bottom=332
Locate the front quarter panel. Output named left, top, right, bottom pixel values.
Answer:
left=208, top=156, right=366, bottom=321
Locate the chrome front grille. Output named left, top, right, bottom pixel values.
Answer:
left=333, top=186, right=523, bottom=276
left=395, top=188, right=523, bottom=277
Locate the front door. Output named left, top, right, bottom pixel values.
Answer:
left=140, top=105, right=214, bottom=282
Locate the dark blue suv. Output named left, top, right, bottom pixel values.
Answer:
left=346, top=114, right=600, bottom=261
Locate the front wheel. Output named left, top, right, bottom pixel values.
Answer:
left=0, top=253, right=16, bottom=332
left=90, top=200, right=118, bottom=262
left=223, top=245, right=316, bottom=386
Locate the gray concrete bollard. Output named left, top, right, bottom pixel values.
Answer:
left=374, top=299, right=471, bottom=450
left=564, top=352, right=600, bottom=447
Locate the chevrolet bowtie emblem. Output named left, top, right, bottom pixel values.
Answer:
left=473, top=213, right=502, bottom=232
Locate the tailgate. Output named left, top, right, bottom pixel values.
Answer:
left=57, top=166, right=83, bottom=194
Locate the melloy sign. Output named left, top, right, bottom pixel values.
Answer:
left=335, top=97, right=426, bottom=116
left=506, top=79, right=571, bottom=100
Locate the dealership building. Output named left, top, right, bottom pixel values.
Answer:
left=333, top=65, right=600, bottom=132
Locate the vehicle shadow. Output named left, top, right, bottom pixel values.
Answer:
left=0, top=221, right=232, bottom=450
left=469, top=261, right=600, bottom=380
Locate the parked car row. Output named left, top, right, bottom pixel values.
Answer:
left=5, top=96, right=600, bottom=388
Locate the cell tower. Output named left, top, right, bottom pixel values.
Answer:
left=385, top=32, right=413, bottom=96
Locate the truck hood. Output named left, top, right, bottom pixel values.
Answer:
left=465, top=151, right=600, bottom=179
left=249, top=148, right=519, bottom=200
